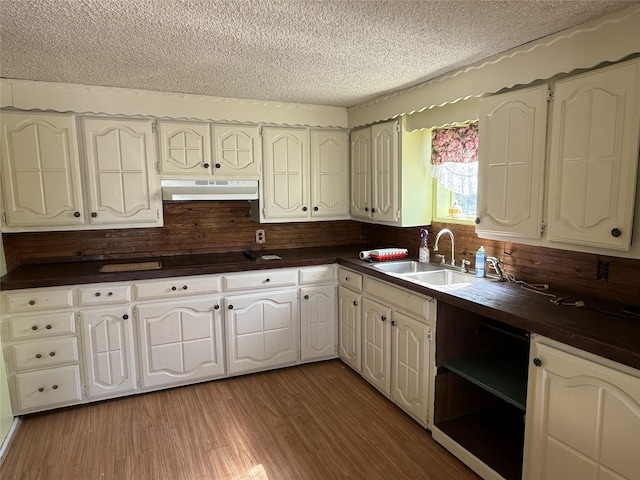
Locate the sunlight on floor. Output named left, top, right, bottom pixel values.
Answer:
left=235, top=464, right=269, bottom=480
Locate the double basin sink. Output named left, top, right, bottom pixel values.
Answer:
left=371, top=260, right=479, bottom=291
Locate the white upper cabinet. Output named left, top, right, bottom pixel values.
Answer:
left=0, top=112, right=85, bottom=229
left=350, top=119, right=431, bottom=227
left=158, top=121, right=212, bottom=175
left=254, top=127, right=349, bottom=222
left=212, top=124, right=260, bottom=178
left=547, top=60, right=640, bottom=251
left=82, top=117, right=161, bottom=227
left=476, top=84, right=548, bottom=239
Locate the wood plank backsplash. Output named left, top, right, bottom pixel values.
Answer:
left=3, top=207, right=639, bottom=307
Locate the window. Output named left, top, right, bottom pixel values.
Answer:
left=430, top=122, right=478, bottom=222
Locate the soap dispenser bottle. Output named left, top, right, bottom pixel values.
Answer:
left=475, top=246, right=487, bottom=277
left=419, top=228, right=430, bottom=263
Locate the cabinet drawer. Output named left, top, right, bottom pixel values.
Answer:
left=338, top=267, right=362, bottom=291
left=11, top=337, right=79, bottom=371
left=299, top=265, right=336, bottom=285
left=78, top=284, right=131, bottom=306
left=4, top=311, right=76, bottom=341
left=223, top=269, right=297, bottom=291
left=134, top=275, right=220, bottom=300
left=365, top=277, right=435, bottom=322
left=5, top=288, right=75, bottom=313
left=15, top=365, right=82, bottom=413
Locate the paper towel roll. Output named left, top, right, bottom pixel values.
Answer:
left=359, top=250, right=373, bottom=260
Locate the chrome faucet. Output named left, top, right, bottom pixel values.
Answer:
left=433, top=228, right=456, bottom=268
left=487, top=256, right=507, bottom=281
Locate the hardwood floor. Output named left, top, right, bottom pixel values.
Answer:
left=1, top=360, right=479, bottom=480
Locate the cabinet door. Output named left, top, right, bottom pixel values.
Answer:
left=361, top=298, right=391, bottom=396
left=350, top=127, right=372, bottom=220
left=82, top=117, right=161, bottom=226
left=262, top=127, right=308, bottom=220
left=80, top=306, right=137, bottom=399
left=225, top=290, right=298, bottom=375
left=212, top=124, right=260, bottom=178
left=547, top=59, right=640, bottom=250
left=391, top=311, right=430, bottom=424
left=337, top=286, right=361, bottom=372
left=371, top=121, right=399, bottom=223
left=310, top=130, right=349, bottom=219
left=476, top=84, right=548, bottom=240
left=136, top=297, right=224, bottom=389
left=524, top=342, right=640, bottom=480
left=0, top=112, right=84, bottom=228
left=300, top=285, right=337, bottom=362
left=158, top=121, right=212, bottom=175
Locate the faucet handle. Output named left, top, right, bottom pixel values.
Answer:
left=461, top=259, right=471, bottom=272
left=435, top=254, right=445, bottom=264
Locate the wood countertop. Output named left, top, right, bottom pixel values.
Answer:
left=2, top=245, right=639, bottom=371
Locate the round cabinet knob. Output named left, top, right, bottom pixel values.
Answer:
left=91, top=212, right=97, bottom=218
left=475, top=217, right=481, bottom=225
left=215, top=163, right=221, bottom=169
left=352, top=301, right=358, bottom=306
left=371, top=208, right=376, bottom=213
left=345, top=277, right=349, bottom=281
left=533, top=357, right=543, bottom=367
left=228, top=305, right=234, bottom=310
left=391, top=320, right=397, bottom=327
left=304, top=295, right=309, bottom=300
left=49, top=352, right=56, bottom=357
left=95, top=292, right=101, bottom=297
left=302, top=206, right=308, bottom=212
left=45, top=325, right=52, bottom=330
left=36, top=354, right=42, bottom=359
left=381, top=315, right=386, bottom=321
left=265, top=278, right=270, bottom=283
left=52, top=385, right=58, bottom=390
left=108, top=292, right=113, bottom=297
left=214, top=305, right=220, bottom=310
left=29, top=300, right=36, bottom=306
left=171, top=286, right=177, bottom=291
left=364, top=207, right=369, bottom=212
left=32, top=325, right=38, bottom=331
left=611, top=228, right=622, bottom=238
left=313, top=206, right=319, bottom=211
left=122, top=314, right=129, bottom=320
left=74, top=211, right=81, bottom=218
left=203, top=163, right=210, bottom=169
left=182, top=285, right=188, bottom=290
left=38, top=387, right=45, bottom=393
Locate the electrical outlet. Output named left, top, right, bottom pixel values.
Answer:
left=255, top=229, right=265, bottom=244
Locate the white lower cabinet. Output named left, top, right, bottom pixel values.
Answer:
left=524, top=336, right=640, bottom=480
left=338, top=285, right=362, bottom=372
left=225, top=289, right=299, bottom=376
left=80, top=305, right=137, bottom=399
left=300, top=284, right=337, bottom=362
left=135, top=297, right=225, bottom=390
left=361, top=298, right=392, bottom=395
left=15, top=365, right=82, bottom=413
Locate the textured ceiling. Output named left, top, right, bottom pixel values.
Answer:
left=0, top=0, right=638, bottom=107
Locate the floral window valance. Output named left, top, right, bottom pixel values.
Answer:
left=431, top=122, right=478, bottom=196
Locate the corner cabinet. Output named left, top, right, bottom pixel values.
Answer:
left=350, top=119, right=431, bottom=227
left=477, top=58, right=640, bottom=255
left=0, top=112, right=85, bottom=230
left=523, top=336, right=640, bottom=480
left=253, top=127, right=349, bottom=222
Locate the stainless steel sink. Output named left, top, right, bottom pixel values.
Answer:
left=371, top=260, right=441, bottom=274
left=403, top=269, right=477, bottom=288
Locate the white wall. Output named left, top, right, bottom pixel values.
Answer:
left=0, top=234, right=13, bottom=445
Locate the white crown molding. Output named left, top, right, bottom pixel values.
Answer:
left=0, top=80, right=348, bottom=129
left=347, top=5, right=640, bottom=128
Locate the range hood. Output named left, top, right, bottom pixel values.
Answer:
left=161, top=179, right=259, bottom=201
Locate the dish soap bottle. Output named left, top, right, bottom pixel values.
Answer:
left=475, top=246, right=487, bottom=277
left=419, top=228, right=430, bottom=263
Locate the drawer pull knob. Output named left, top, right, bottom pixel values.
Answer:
left=228, top=305, right=234, bottom=310
left=475, top=217, right=481, bottom=225
left=381, top=315, right=386, bottom=321
left=182, top=285, right=188, bottom=290
left=364, top=207, right=369, bottom=212
left=52, top=385, right=58, bottom=390
left=36, top=354, right=42, bottom=359
left=171, top=286, right=177, bottom=291
left=122, top=314, right=129, bottom=320
left=391, top=320, right=397, bottom=327
left=91, top=212, right=97, bottom=218
left=345, top=277, right=349, bottom=281
left=265, top=278, right=270, bottom=283
left=95, top=292, right=101, bottom=297
left=203, top=163, right=210, bottom=169
left=214, top=305, right=220, bottom=310
left=352, top=301, right=358, bottom=306
left=302, top=206, right=308, bottom=212
left=611, top=228, right=622, bottom=238
left=313, top=206, right=319, bottom=211
left=49, top=352, right=55, bottom=357
left=38, top=387, right=44, bottom=392
left=108, top=292, right=113, bottom=296
left=74, top=211, right=81, bottom=218
left=533, top=357, right=543, bottom=367
left=29, top=300, right=36, bottom=306
left=46, top=324, right=52, bottom=329
left=215, top=163, right=221, bottom=169
left=304, top=295, right=309, bottom=300
left=32, top=325, right=38, bottom=331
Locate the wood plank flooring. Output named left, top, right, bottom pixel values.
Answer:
left=1, top=360, right=480, bottom=480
